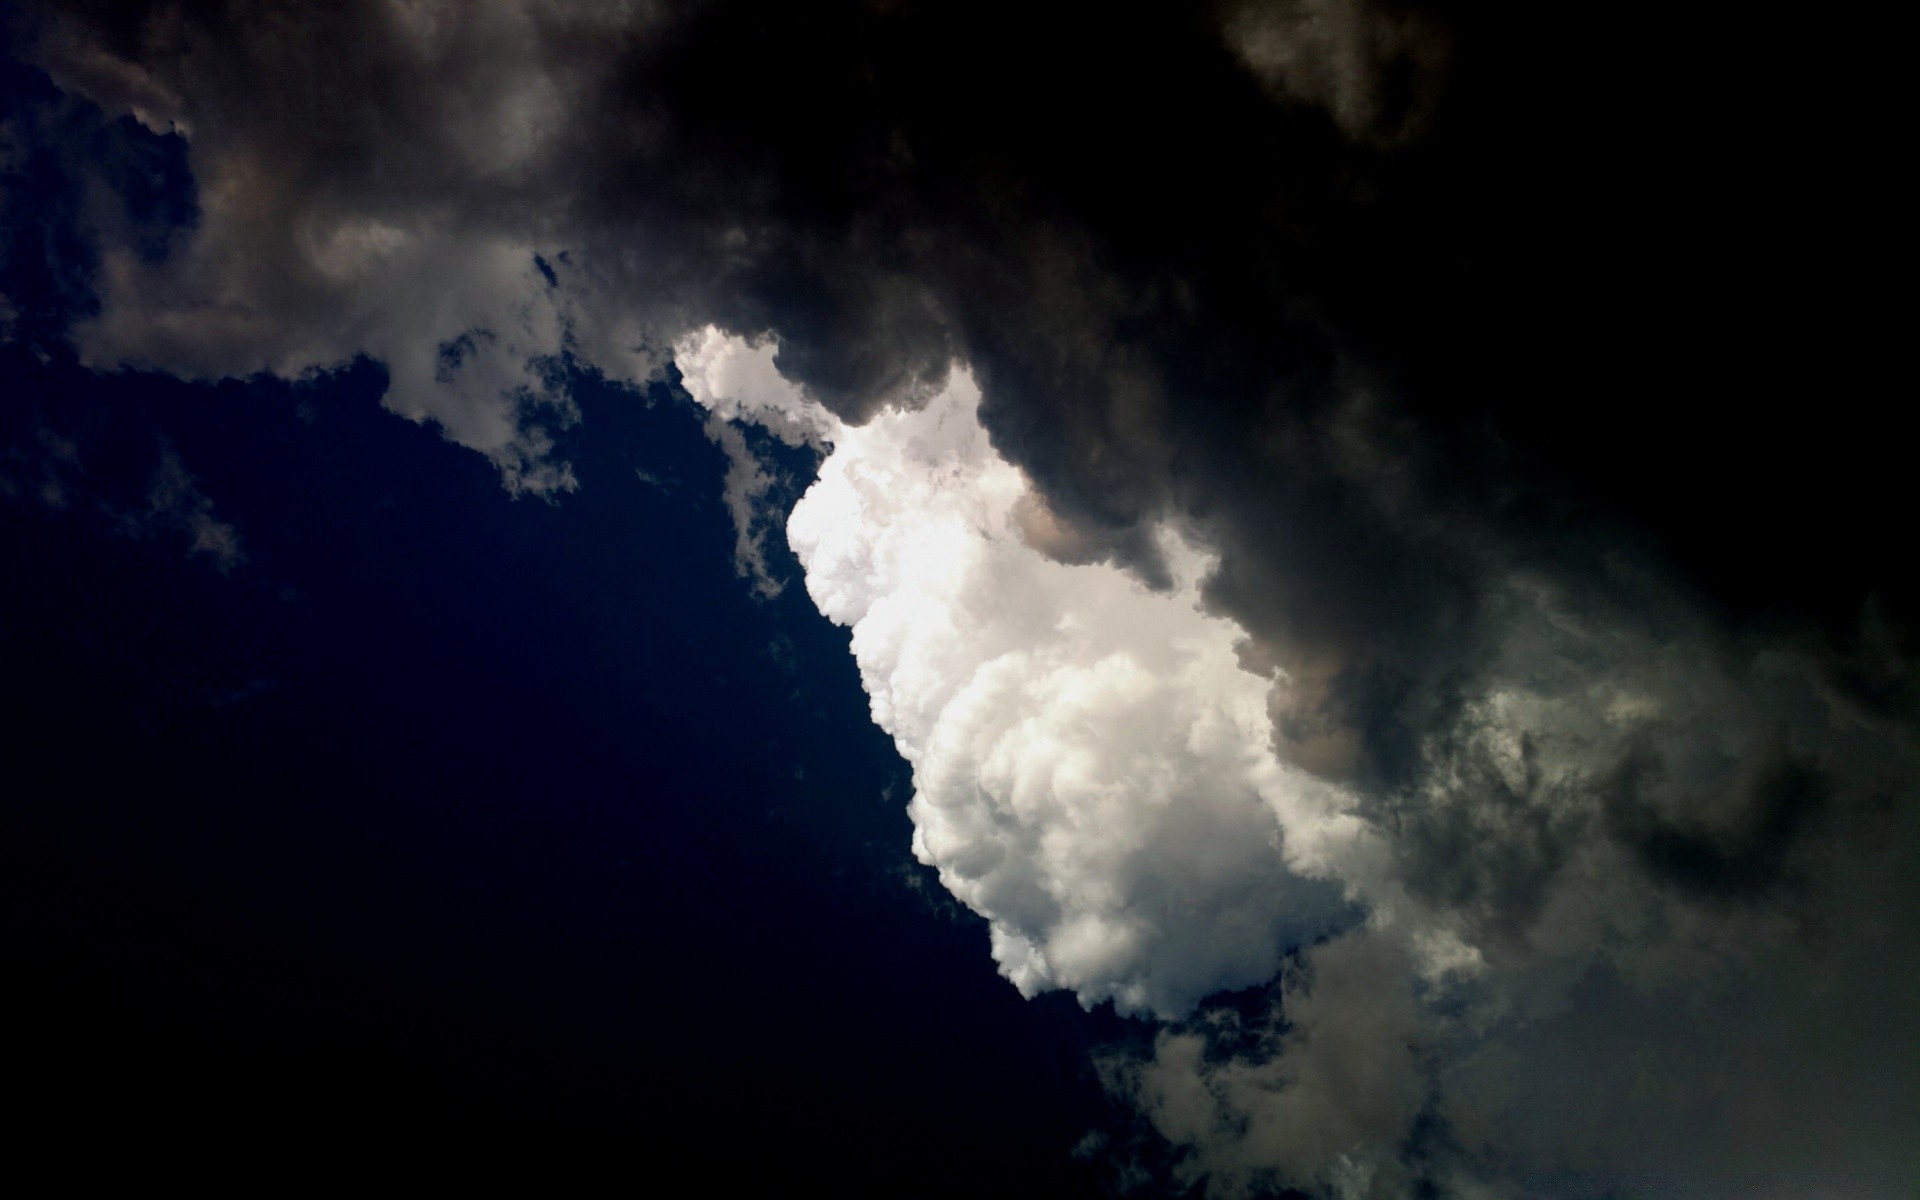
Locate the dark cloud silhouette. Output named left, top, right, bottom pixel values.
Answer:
left=1606, top=754, right=1828, bottom=902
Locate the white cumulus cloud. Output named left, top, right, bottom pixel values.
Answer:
left=677, top=329, right=1371, bottom=1017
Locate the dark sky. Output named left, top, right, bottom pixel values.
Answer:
left=0, top=325, right=1149, bottom=1195
left=2, top=4, right=1914, bottom=1196
left=0, top=55, right=1143, bottom=1187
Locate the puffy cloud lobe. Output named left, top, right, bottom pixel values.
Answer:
left=676, top=326, right=836, bottom=450
left=683, top=331, right=1363, bottom=1016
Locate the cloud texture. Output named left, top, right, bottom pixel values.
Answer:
left=683, top=329, right=1919, bottom=1197
left=683, top=333, right=1370, bottom=1016
left=11, top=0, right=1915, bottom=1193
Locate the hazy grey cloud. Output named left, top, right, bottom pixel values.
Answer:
left=1104, top=558, right=1917, bottom=1192
left=1222, top=0, right=1451, bottom=146
left=1111, top=932, right=1433, bottom=1198
left=702, top=412, right=787, bottom=599
left=141, top=442, right=241, bottom=571
left=1, top=418, right=242, bottom=572
left=684, top=335, right=1365, bottom=1016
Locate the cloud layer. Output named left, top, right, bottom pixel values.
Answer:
left=12, top=1, right=1915, bottom=1193
left=684, top=329, right=1919, bottom=1196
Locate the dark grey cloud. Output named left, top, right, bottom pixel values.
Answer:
left=14, top=0, right=1914, bottom=1193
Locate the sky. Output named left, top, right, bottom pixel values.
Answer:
left=1, top=3, right=1913, bottom=1196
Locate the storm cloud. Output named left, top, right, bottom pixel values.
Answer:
left=10, top=0, right=1914, bottom=1194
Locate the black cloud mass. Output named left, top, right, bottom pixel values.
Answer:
left=6, top=1, right=1914, bottom=1196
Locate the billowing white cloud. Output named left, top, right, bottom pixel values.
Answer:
left=679, top=330, right=1371, bottom=1016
